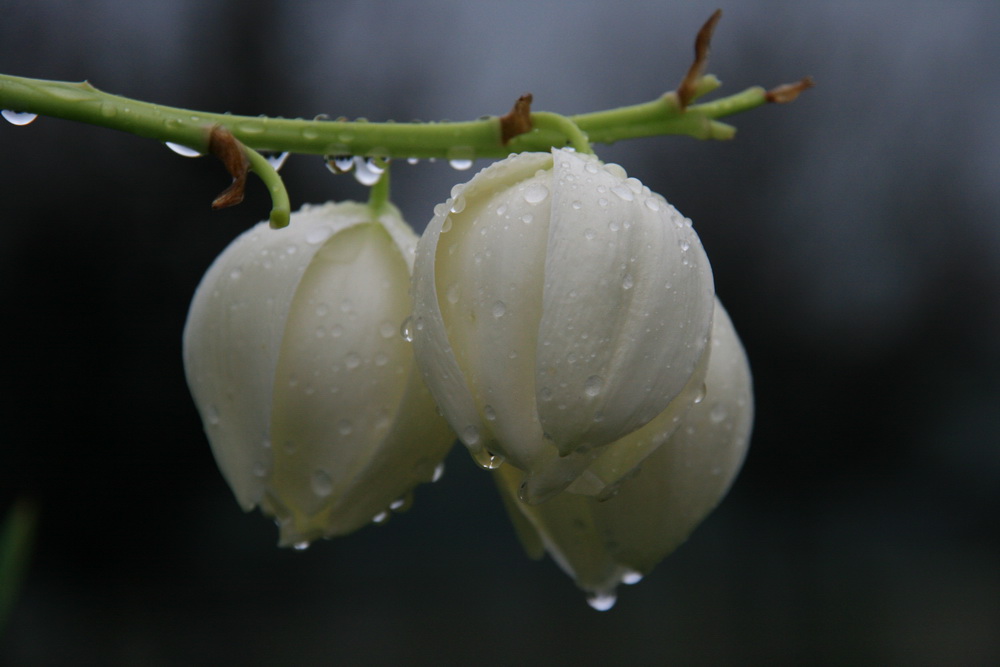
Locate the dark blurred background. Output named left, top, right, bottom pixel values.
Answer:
left=2, top=1, right=998, bottom=664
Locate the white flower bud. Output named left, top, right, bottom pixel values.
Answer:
left=494, top=300, right=753, bottom=607
left=410, top=148, right=715, bottom=502
left=183, top=202, right=454, bottom=546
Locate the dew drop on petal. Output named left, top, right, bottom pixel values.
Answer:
left=2, top=110, right=39, bottom=126
left=431, top=462, right=446, bottom=483
left=461, top=424, right=481, bottom=446
left=622, top=274, right=634, bottom=290
left=311, top=469, right=333, bottom=497
left=584, top=375, right=604, bottom=397
left=523, top=183, right=549, bottom=204
left=400, top=316, right=414, bottom=342
left=693, top=383, right=707, bottom=404
left=587, top=592, right=617, bottom=611
left=492, top=301, right=507, bottom=318
left=644, top=197, right=661, bottom=212
left=709, top=402, right=728, bottom=424
left=165, top=141, right=202, bottom=157
left=611, top=184, right=634, bottom=201
left=372, top=511, right=390, bottom=524
left=483, top=405, right=497, bottom=421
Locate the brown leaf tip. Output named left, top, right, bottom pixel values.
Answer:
left=500, top=93, right=534, bottom=144
left=765, top=76, right=816, bottom=104
left=677, top=9, right=723, bottom=110
left=208, top=125, right=250, bottom=210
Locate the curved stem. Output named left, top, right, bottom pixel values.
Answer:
left=530, top=112, right=593, bottom=154
left=242, top=146, right=291, bottom=229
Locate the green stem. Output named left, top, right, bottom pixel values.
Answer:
left=1, top=73, right=773, bottom=158
left=367, top=161, right=391, bottom=215
left=242, top=146, right=291, bottom=228
left=530, top=112, right=593, bottom=154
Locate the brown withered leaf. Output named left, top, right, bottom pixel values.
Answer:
left=500, top=93, right=533, bottom=144
left=209, top=125, right=250, bottom=209
left=676, top=9, right=723, bottom=110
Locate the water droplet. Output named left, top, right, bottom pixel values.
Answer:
left=406, top=157, right=420, bottom=165
left=292, top=541, right=310, bottom=551
left=449, top=196, right=466, bottom=214
left=311, top=469, right=333, bottom=497
left=693, top=383, right=707, bottom=404
left=449, top=158, right=473, bottom=170
left=474, top=448, right=505, bottom=470
left=2, top=110, right=38, bottom=126
left=709, top=402, right=728, bottom=424
left=611, top=184, right=634, bottom=201
left=523, top=183, right=549, bottom=204
left=165, top=141, right=202, bottom=157
left=228, top=267, right=243, bottom=280
left=539, top=386, right=553, bottom=402
left=344, top=352, right=362, bottom=369
left=330, top=324, right=344, bottom=337
left=305, top=227, right=333, bottom=245
left=353, top=157, right=384, bottom=186
left=644, top=197, right=661, bottom=212
left=207, top=405, right=221, bottom=426
left=520, top=212, right=534, bottom=225
left=584, top=162, right=599, bottom=175
left=337, top=419, right=353, bottom=435
left=441, top=217, right=454, bottom=233
left=679, top=239, right=691, bottom=252
left=252, top=461, right=267, bottom=478
left=598, top=197, right=609, bottom=208
left=379, top=321, right=397, bottom=339
left=584, top=375, right=604, bottom=397
left=400, top=316, right=414, bottom=342
left=461, top=424, right=481, bottom=446
left=372, top=511, right=390, bottom=524
left=622, top=273, right=634, bottom=290
left=446, top=283, right=461, bottom=305
left=483, top=405, right=497, bottom=421
left=496, top=203, right=508, bottom=216
left=608, top=219, right=621, bottom=232
left=431, top=462, right=446, bottom=483
left=266, top=151, right=290, bottom=171
left=389, top=497, right=407, bottom=511
left=586, top=592, right=617, bottom=611
left=327, top=155, right=355, bottom=173
left=571, top=200, right=583, bottom=210
left=492, top=301, right=507, bottom=318
left=584, top=228, right=597, bottom=240
left=621, top=570, right=644, bottom=585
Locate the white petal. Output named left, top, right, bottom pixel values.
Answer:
left=495, top=298, right=752, bottom=595
left=536, top=149, right=715, bottom=455
left=412, top=153, right=559, bottom=471
left=183, top=202, right=370, bottom=510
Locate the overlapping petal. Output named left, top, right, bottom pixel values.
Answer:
left=184, top=202, right=454, bottom=545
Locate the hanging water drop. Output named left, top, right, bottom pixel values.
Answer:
left=326, top=155, right=355, bottom=174
left=431, top=462, right=446, bottom=483
left=448, top=158, right=473, bottom=170
left=266, top=151, right=290, bottom=171
left=292, top=541, right=310, bottom=551
left=586, top=592, right=617, bottom=611
left=372, top=511, right=390, bottom=524
left=473, top=448, right=505, bottom=470
left=353, top=157, right=385, bottom=186
left=165, top=141, right=202, bottom=157
left=621, top=570, right=644, bottom=585
left=2, top=110, right=38, bottom=126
